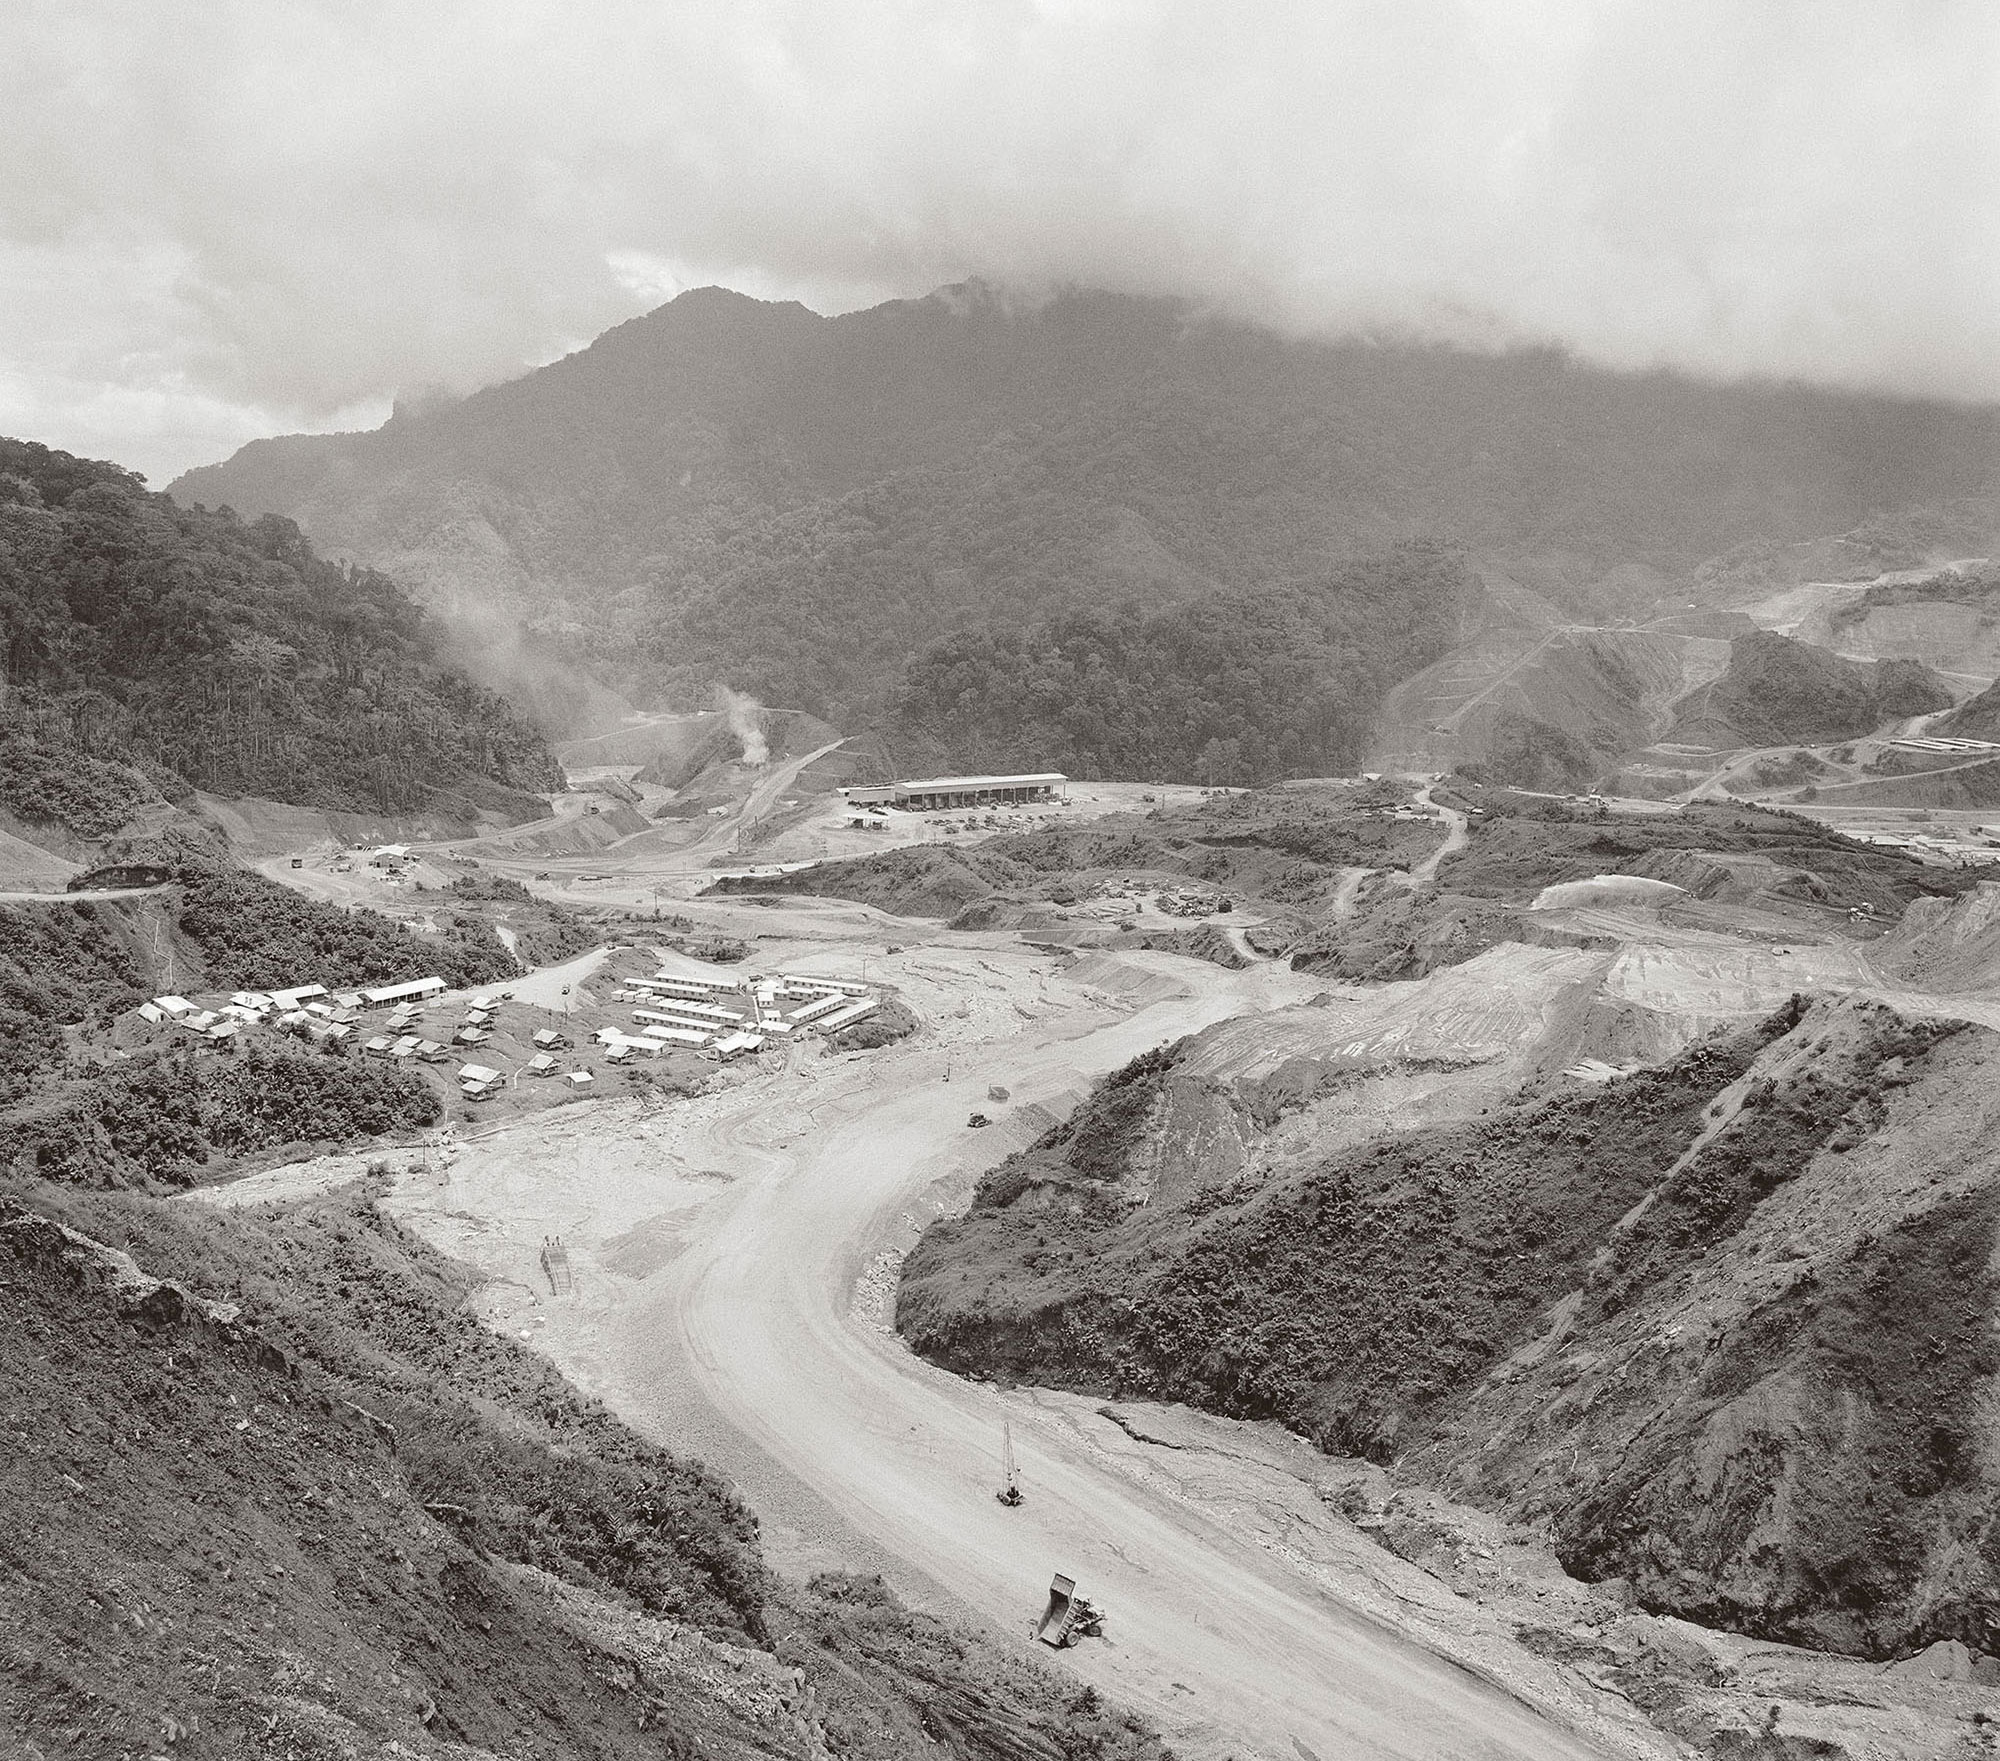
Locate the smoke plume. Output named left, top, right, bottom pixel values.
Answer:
left=722, top=688, right=768, bottom=767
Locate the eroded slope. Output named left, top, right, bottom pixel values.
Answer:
left=899, top=995, right=2000, bottom=1659
left=1, top=1183, right=1172, bottom=1761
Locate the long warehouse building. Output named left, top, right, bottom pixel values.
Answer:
left=839, top=772, right=1066, bottom=811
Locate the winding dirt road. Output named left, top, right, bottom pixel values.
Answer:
left=204, top=919, right=1678, bottom=1755
left=603, top=952, right=1624, bottom=1761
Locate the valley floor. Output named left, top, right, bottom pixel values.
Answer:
left=194, top=883, right=2000, bottom=1761
left=206, top=927, right=1654, bottom=1761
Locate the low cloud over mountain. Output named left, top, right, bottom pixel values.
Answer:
left=4, top=1, right=1997, bottom=481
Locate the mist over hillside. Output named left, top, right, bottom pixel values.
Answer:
left=172, top=285, right=2000, bottom=752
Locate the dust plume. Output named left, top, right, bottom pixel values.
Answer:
left=722, top=688, right=769, bottom=766
left=430, top=599, right=633, bottom=743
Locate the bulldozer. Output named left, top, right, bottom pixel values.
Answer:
left=1034, top=1574, right=1103, bottom=1647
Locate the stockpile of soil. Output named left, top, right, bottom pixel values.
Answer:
left=712, top=844, right=1023, bottom=917
left=1288, top=887, right=1536, bottom=982
left=1874, top=882, right=2000, bottom=991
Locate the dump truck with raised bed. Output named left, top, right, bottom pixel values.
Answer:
left=1034, top=1574, right=1102, bottom=1647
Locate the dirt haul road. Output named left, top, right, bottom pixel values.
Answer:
left=529, top=948, right=1623, bottom=1761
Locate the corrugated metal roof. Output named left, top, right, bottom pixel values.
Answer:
left=888, top=773, right=1065, bottom=791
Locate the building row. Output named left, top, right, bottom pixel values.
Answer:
left=605, top=959, right=882, bottom=1058
left=838, top=772, right=1067, bottom=813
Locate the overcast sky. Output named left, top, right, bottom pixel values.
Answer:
left=3, top=0, right=1996, bottom=485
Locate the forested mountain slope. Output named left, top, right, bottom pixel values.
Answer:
left=0, top=438, right=559, bottom=841
left=892, top=540, right=1469, bottom=782
left=172, top=284, right=2000, bottom=727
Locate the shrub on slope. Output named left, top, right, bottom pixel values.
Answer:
left=0, top=901, right=145, bottom=1104
left=892, top=541, right=1468, bottom=785
left=1670, top=630, right=1952, bottom=749
left=900, top=1026, right=1775, bottom=1455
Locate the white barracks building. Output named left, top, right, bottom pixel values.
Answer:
left=840, top=773, right=1067, bottom=812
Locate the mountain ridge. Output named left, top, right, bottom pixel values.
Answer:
left=170, top=284, right=2000, bottom=736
